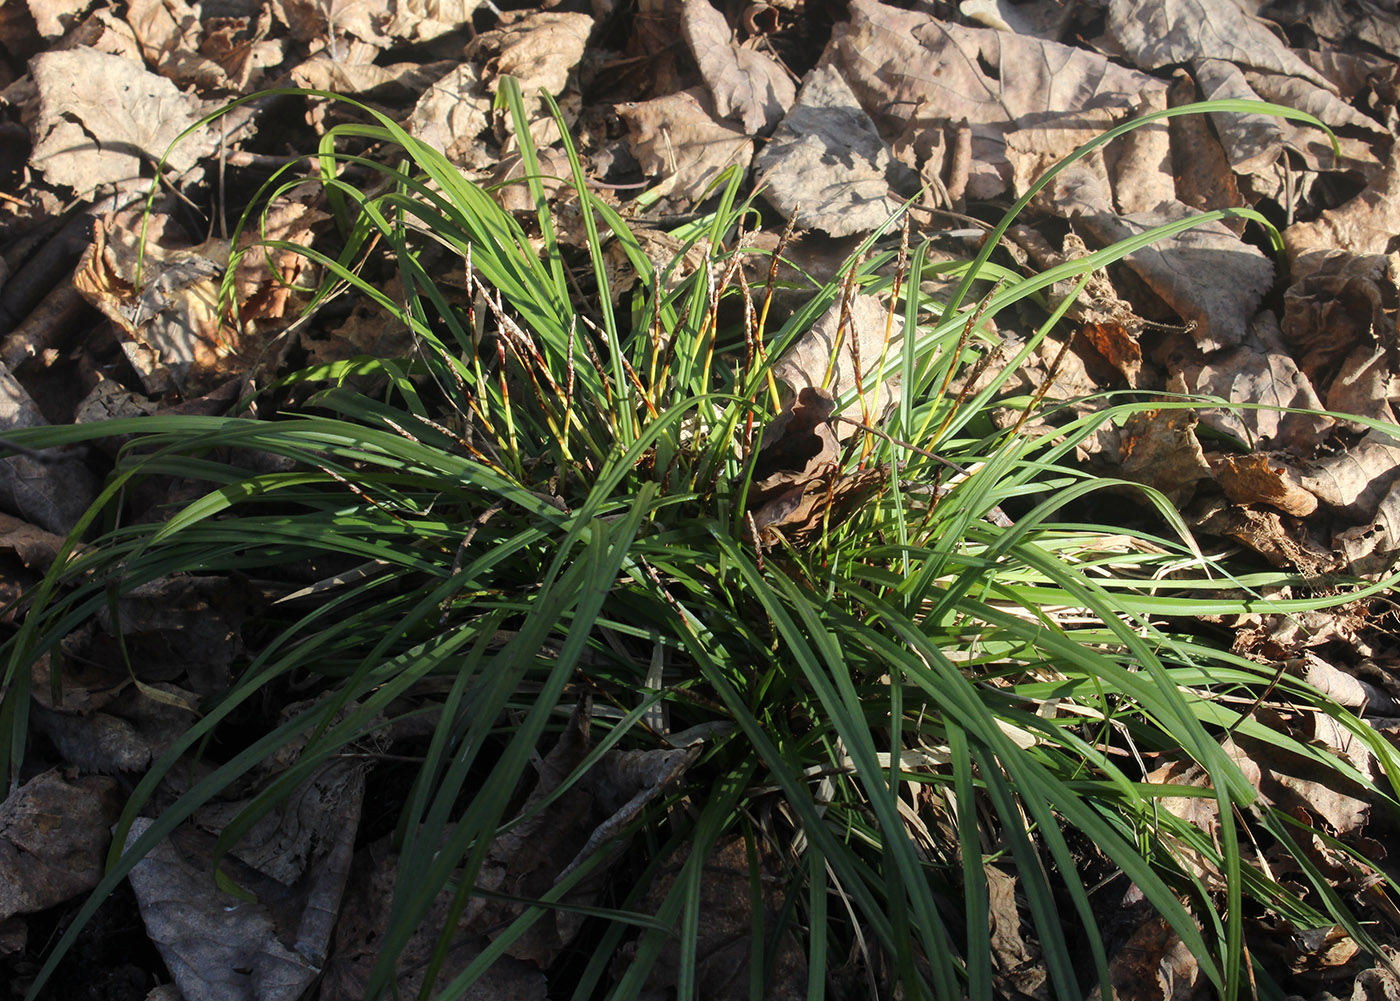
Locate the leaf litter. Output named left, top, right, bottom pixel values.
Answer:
left=2, top=0, right=1400, bottom=997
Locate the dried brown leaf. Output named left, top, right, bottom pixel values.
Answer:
left=754, top=63, right=911, bottom=236
left=275, top=0, right=394, bottom=45
left=1299, top=433, right=1400, bottom=521
left=1106, top=0, right=1331, bottom=87
left=1117, top=407, right=1213, bottom=507
left=752, top=464, right=886, bottom=543
left=1101, top=915, right=1208, bottom=1001
left=1080, top=320, right=1142, bottom=385
left=1263, top=0, right=1400, bottom=64
left=1110, top=88, right=1175, bottom=215
left=74, top=204, right=322, bottom=397
left=1282, top=251, right=1399, bottom=424
left=959, top=0, right=1076, bottom=39
left=232, top=198, right=330, bottom=328
left=125, top=0, right=229, bottom=89
left=73, top=211, right=224, bottom=396
left=1167, top=71, right=1248, bottom=225
left=618, top=835, right=805, bottom=1001
left=22, top=0, right=82, bottom=40
left=196, top=8, right=283, bottom=93
left=32, top=680, right=197, bottom=773
left=0, top=511, right=69, bottom=572
left=0, top=363, right=98, bottom=533
left=1194, top=59, right=1283, bottom=175
left=0, top=769, right=123, bottom=922
left=325, top=702, right=699, bottom=996
left=1210, top=452, right=1318, bottom=517
left=1169, top=311, right=1332, bottom=453
left=1192, top=498, right=1339, bottom=571
left=1289, top=652, right=1400, bottom=716
left=750, top=386, right=840, bottom=499
left=681, top=0, right=793, bottom=134
left=617, top=88, right=753, bottom=204
left=472, top=11, right=593, bottom=97
left=1335, top=477, right=1400, bottom=576
left=1054, top=166, right=1274, bottom=352
left=771, top=293, right=901, bottom=428
left=27, top=49, right=213, bottom=199
left=831, top=0, right=1164, bottom=200
left=127, top=760, right=364, bottom=1001
left=303, top=289, right=418, bottom=389
left=1284, top=144, right=1400, bottom=273
left=290, top=52, right=453, bottom=99
left=409, top=63, right=493, bottom=168
left=383, top=0, right=484, bottom=43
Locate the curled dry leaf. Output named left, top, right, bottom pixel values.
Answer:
left=681, top=0, right=794, bottom=134
left=27, top=49, right=214, bottom=199
left=751, top=463, right=888, bottom=544
left=984, top=864, right=1047, bottom=998
left=0, top=768, right=123, bottom=923
left=617, top=88, right=753, bottom=204
left=73, top=211, right=226, bottom=396
left=302, top=279, right=418, bottom=388
left=1011, top=228, right=1145, bottom=385
left=489, top=147, right=572, bottom=215
left=1192, top=497, right=1339, bottom=572
left=75, top=203, right=325, bottom=397
left=291, top=51, right=454, bottom=100
left=1110, top=88, right=1175, bottom=215
left=1210, top=452, right=1319, bottom=517
left=746, top=387, right=888, bottom=544
left=754, top=63, right=913, bottom=237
